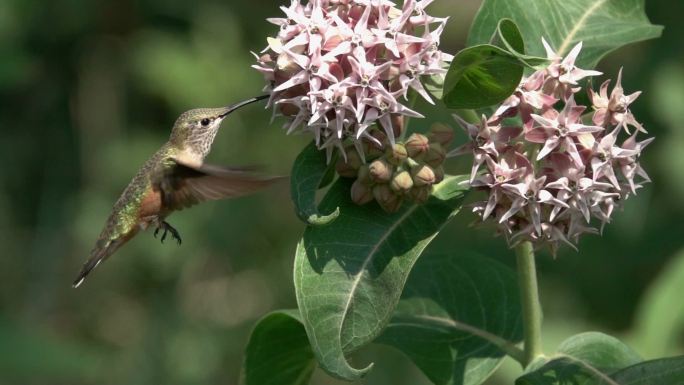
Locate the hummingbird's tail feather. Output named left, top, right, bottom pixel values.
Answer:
left=72, top=238, right=124, bottom=288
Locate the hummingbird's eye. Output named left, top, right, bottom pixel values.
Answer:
left=200, top=118, right=211, bottom=127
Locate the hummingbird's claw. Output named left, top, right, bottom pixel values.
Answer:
left=155, top=221, right=182, bottom=245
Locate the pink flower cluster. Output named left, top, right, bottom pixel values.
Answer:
left=452, top=39, right=653, bottom=253
left=253, top=0, right=452, bottom=161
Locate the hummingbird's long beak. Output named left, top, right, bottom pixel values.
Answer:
left=219, top=94, right=270, bottom=119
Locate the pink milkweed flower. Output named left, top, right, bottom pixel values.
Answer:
left=453, top=38, right=654, bottom=254
left=493, top=70, right=557, bottom=128
left=541, top=38, right=602, bottom=100
left=589, top=68, right=645, bottom=133
left=527, top=96, right=604, bottom=167
left=255, top=0, right=452, bottom=160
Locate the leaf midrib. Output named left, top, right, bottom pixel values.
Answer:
left=548, top=353, right=621, bottom=385
left=339, top=204, right=420, bottom=339
left=556, top=0, right=607, bottom=55
left=388, top=314, right=523, bottom=360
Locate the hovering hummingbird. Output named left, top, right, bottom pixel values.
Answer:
left=73, top=95, right=279, bottom=288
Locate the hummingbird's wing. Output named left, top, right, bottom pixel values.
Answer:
left=161, top=158, right=285, bottom=211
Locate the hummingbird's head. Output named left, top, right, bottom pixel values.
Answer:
left=169, top=95, right=269, bottom=158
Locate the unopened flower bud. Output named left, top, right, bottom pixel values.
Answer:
left=412, top=164, right=436, bottom=186
left=351, top=180, right=374, bottom=205
left=429, top=123, right=455, bottom=146
left=390, top=170, right=413, bottom=193
left=369, top=159, right=393, bottom=183
left=335, top=148, right=362, bottom=178
left=373, top=184, right=403, bottom=213
left=405, top=133, right=430, bottom=158
left=433, top=166, right=445, bottom=184
left=386, top=143, right=408, bottom=166
left=346, top=147, right=362, bottom=169
left=422, top=143, right=446, bottom=168
left=363, top=130, right=388, bottom=159
left=357, top=165, right=372, bottom=185
left=409, top=185, right=432, bottom=204
left=278, top=102, right=301, bottom=117
left=390, top=114, right=405, bottom=138
left=335, top=159, right=357, bottom=178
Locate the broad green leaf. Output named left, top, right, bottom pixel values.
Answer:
left=468, top=0, right=663, bottom=69
left=516, top=332, right=642, bottom=385
left=493, top=18, right=524, bottom=53
left=290, top=141, right=339, bottom=225
left=442, top=44, right=523, bottom=109
left=242, top=310, right=315, bottom=385
left=442, top=19, right=546, bottom=109
left=493, top=19, right=549, bottom=69
left=517, top=357, right=615, bottom=385
left=294, top=175, right=469, bottom=380
left=630, top=248, right=684, bottom=357
left=377, top=253, right=523, bottom=385
left=611, top=355, right=684, bottom=385
left=424, top=70, right=447, bottom=100
left=556, top=332, right=642, bottom=373
left=520, top=355, right=684, bottom=385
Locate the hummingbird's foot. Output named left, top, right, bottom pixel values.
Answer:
left=154, top=221, right=182, bottom=245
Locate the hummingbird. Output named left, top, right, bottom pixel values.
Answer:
left=73, top=95, right=279, bottom=288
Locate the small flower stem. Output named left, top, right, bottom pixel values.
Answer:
left=515, top=240, right=543, bottom=366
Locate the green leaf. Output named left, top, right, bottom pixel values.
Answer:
left=377, top=253, right=523, bottom=385
left=468, top=0, right=663, bottom=69
left=611, top=356, right=684, bottom=385
left=493, top=18, right=525, bottom=54
left=290, top=141, right=340, bottom=225
left=294, top=175, right=469, bottom=380
left=630, top=248, right=684, bottom=357
left=442, top=44, right=523, bottom=109
left=424, top=69, right=447, bottom=100
left=242, top=310, right=315, bottom=385
left=493, top=19, right=549, bottom=69
left=518, top=355, right=684, bottom=385
left=556, top=332, right=642, bottom=373
left=516, top=332, right=642, bottom=385
left=442, top=18, right=551, bottom=110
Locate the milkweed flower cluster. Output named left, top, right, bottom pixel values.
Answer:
left=253, top=0, right=452, bottom=161
left=452, top=39, right=653, bottom=254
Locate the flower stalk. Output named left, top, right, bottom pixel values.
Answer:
left=515, top=240, right=543, bottom=366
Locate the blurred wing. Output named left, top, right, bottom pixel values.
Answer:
left=161, top=158, right=285, bottom=211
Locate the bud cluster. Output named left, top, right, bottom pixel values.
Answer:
left=336, top=124, right=452, bottom=212
left=452, top=39, right=653, bottom=254
left=253, top=0, right=452, bottom=161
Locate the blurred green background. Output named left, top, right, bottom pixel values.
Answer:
left=0, top=0, right=682, bottom=384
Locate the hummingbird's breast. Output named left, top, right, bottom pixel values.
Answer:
left=138, top=188, right=164, bottom=220
left=103, top=146, right=176, bottom=238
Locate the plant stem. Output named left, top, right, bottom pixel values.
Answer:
left=515, top=241, right=543, bottom=366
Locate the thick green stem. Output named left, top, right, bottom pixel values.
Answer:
left=515, top=241, right=543, bottom=366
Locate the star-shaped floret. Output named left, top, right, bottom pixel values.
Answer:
left=542, top=39, right=602, bottom=100
left=589, top=68, right=645, bottom=133
left=528, top=97, right=604, bottom=166
left=357, top=94, right=422, bottom=145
